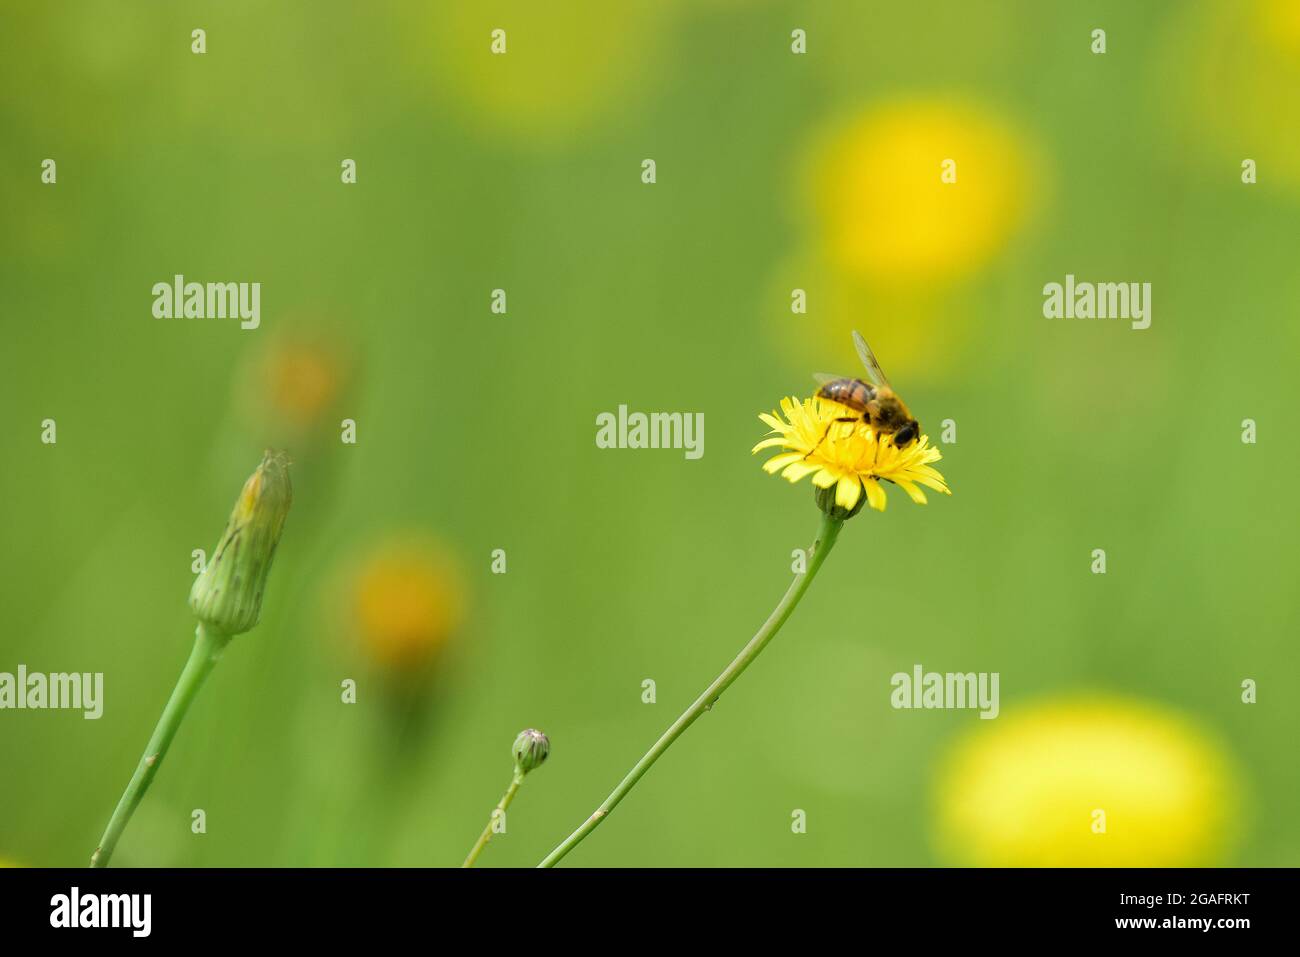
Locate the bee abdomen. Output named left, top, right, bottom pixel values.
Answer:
left=816, top=378, right=875, bottom=412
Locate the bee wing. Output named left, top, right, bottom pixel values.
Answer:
left=852, top=330, right=893, bottom=390
left=812, top=372, right=843, bottom=386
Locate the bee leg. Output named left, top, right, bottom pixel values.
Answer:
left=803, top=417, right=859, bottom=460
left=802, top=423, right=831, bottom=460
left=800, top=423, right=832, bottom=462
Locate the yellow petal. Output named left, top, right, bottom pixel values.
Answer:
left=781, top=459, right=823, bottom=482
left=912, top=472, right=951, bottom=494
left=865, top=478, right=888, bottom=511
left=762, top=451, right=804, bottom=470
left=811, top=467, right=840, bottom=489
left=835, top=475, right=862, bottom=510
left=898, top=480, right=928, bottom=504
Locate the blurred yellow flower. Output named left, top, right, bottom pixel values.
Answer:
left=1165, top=0, right=1300, bottom=192
left=350, top=538, right=466, bottom=670
left=935, top=696, right=1240, bottom=866
left=1258, top=0, right=1300, bottom=52
left=807, top=99, right=1036, bottom=283
left=410, top=2, right=670, bottom=143
left=754, top=396, right=949, bottom=513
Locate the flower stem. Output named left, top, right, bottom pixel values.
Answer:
left=90, top=623, right=231, bottom=868
left=462, top=770, right=526, bottom=867
left=538, top=512, right=844, bottom=867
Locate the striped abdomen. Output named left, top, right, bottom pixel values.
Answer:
left=816, top=378, right=876, bottom=414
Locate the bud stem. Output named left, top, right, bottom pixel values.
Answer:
left=462, top=769, right=526, bottom=867
left=538, top=513, right=844, bottom=867
left=90, top=623, right=231, bottom=868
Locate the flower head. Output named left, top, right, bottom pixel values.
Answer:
left=513, top=729, right=550, bottom=775
left=189, top=451, right=293, bottom=636
left=753, top=396, right=949, bottom=517
left=807, top=99, right=1036, bottom=283
left=257, top=334, right=349, bottom=432
left=934, top=695, right=1240, bottom=866
left=350, top=537, right=466, bottom=670
left=235, top=327, right=355, bottom=451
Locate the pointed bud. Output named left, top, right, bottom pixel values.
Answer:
left=512, top=729, right=550, bottom=775
left=189, top=451, right=293, bottom=636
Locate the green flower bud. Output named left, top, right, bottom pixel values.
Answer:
left=814, top=483, right=866, bottom=522
left=512, top=729, right=550, bottom=775
left=189, top=451, right=293, bottom=636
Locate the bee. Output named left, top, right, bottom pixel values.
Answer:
left=810, top=330, right=920, bottom=453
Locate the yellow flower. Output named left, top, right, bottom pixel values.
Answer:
left=753, top=396, right=949, bottom=514
left=807, top=99, right=1037, bottom=283
left=934, top=696, right=1241, bottom=867
left=350, top=538, right=466, bottom=670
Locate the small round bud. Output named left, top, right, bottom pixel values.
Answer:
left=512, top=729, right=550, bottom=774
left=814, top=483, right=865, bottom=522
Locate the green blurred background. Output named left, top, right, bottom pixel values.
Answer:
left=2, top=0, right=1298, bottom=867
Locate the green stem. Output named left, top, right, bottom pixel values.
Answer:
left=90, top=622, right=231, bottom=868
left=538, top=512, right=843, bottom=868
left=462, top=770, right=526, bottom=867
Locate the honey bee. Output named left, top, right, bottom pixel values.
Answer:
left=810, top=331, right=920, bottom=452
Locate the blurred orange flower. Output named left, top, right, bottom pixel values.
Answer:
left=237, top=327, right=354, bottom=446
left=349, top=538, right=467, bottom=670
